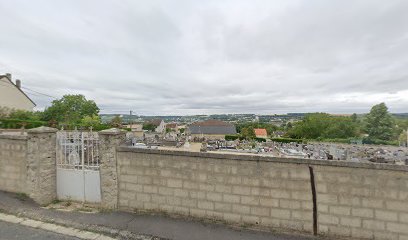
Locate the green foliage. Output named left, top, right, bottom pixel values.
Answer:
left=8, top=110, right=42, bottom=121
left=365, top=103, right=394, bottom=140
left=143, top=123, right=156, bottom=131
left=179, top=128, right=185, bottom=134
left=287, top=113, right=359, bottom=139
left=254, top=137, right=266, bottom=142
left=42, top=94, right=99, bottom=126
left=109, top=115, right=122, bottom=128
left=0, top=119, right=46, bottom=129
left=240, top=126, right=256, bottom=139
left=80, top=115, right=101, bottom=129
left=271, top=137, right=305, bottom=143
left=236, top=122, right=278, bottom=136
left=225, top=134, right=240, bottom=141
left=362, top=137, right=399, bottom=146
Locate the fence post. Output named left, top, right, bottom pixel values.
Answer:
left=99, top=128, right=126, bottom=209
left=26, top=126, right=58, bottom=205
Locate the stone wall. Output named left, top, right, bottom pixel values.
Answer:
left=0, top=135, right=28, bottom=193
left=115, top=147, right=408, bottom=239
left=116, top=148, right=314, bottom=233
left=0, top=127, right=58, bottom=205
left=315, top=165, right=408, bottom=239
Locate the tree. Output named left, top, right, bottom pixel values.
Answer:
left=365, top=103, right=394, bottom=140
left=287, top=113, right=359, bottom=139
left=241, top=126, right=256, bottom=139
left=142, top=123, right=156, bottom=131
left=9, top=110, right=42, bottom=121
left=80, top=115, right=101, bottom=129
left=398, top=130, right=407, bottom=146
left=43, top=94, right=99, bottom=127
left=110, top=115, right=122, bottom=128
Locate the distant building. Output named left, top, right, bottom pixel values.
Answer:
left=166, top=123, right=178, bottom=132
left=254, top=128, right=268, bottom=138
left=0, top=73, right=36, bottom=111
left=147, top=119, right=166, bottom=133
left=273, top=131, right=286, bottom=138
left=124, top=123, right=143, bottom=131
left=188, top=119, right=237, bottom=140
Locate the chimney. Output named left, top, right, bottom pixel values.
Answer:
left=16, top=79, right=21, bottom=89
left=5, top=73, right=11, bottom=80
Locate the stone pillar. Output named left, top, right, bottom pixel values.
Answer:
left=26, top=126, right=58, bottom=205
left=99, top=128, right=126, bottom=209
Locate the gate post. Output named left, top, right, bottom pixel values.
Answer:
left=26, top=126, right=58, bottom=205
left=99, top=128, right=126, bottom=209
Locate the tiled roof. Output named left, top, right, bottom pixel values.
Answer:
left=189, top=120, right=236, bottom=135
left=147, top=119, right=163, bottom=126
left=166, top=123, right=177, bottom=128
left=254, top=128, right=267, bottom=136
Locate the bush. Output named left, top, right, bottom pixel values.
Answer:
left=362, top=137, right=399, bottom=146
left=254, top=137, right=266, bottom=142
left=225, top=134, right=240, bottom=141
left=0, top=119, right=46, bottom=129
left=271, top=137, right=305, bottom=143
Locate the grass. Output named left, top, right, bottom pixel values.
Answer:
left=51, top=199, right=62, bottom=204
left=15, top=192, right=29, bottom=202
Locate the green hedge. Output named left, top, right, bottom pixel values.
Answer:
left=0, top=119, right=46, bottom=129
left=362, top=137, right=399, bottom=146
left=271, top=137, right=305, bottom=143
left=225, top=134, right=240, bottom=141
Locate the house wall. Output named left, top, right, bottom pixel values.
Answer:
left=0, top=76, right=35, bottom=111
left=155, top=121, right=166, bottom=133
left=115, top=147, right=408, bottom=239
left=0, top=135, right=28, bottom=193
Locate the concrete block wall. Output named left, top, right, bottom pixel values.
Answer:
left=315, top=165, right=408, bottom=240
left=115, top=147, right=408, bottom=239
left=0, top=135, right=28, bottom=193
left=116, top=148, right=314, bottom=233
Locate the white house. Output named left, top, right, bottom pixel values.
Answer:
left=0, top=73, right=36, bottom=111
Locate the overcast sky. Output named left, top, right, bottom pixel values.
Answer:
left=1, top=0, right=407, bottom=115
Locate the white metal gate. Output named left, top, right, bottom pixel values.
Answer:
left=56, top=131, right=101, bottom=203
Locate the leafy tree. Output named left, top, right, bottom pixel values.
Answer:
left=241, top=126, right=256, bottom=139
left=110, top=115, right=122, bottom=128
left=80, top=115, right=102, bottom=129
left=142, top=123, right=156, bottom=131
left=365, top=103, right=394, bottom=140
left=399, top=130, right=407, bottom=146
left=42, top=95, right=99, bottom=127
left=9, top=110, right=42, bottom=121
left=236, top=122, right=278, bottom=138
left=287, top=113, right=359, bottom=139
left=351, top=113, right=358, bottom=122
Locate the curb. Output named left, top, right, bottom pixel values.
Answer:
left=0, top=212, right=114, bottom=240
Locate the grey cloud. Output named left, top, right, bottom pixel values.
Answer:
left=0, top=0, right=407, bottom=115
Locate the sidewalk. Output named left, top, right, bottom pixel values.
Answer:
left=0, top=191, right=320, bottom=240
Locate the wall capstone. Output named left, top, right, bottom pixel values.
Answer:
left=99, top=128, right=126, bottom=209
left=26, top=126, right=58, bottom=205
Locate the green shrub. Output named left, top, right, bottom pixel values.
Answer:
left=0, top=118, right=46, bottom=129
left=254, top=137, right=266, bottom=142
left=362, top=137, right=399, bottom=146
left=225, top=134, right=240, bottom=141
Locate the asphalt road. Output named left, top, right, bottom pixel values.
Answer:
left=0, top=220, right=80, bottom=240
